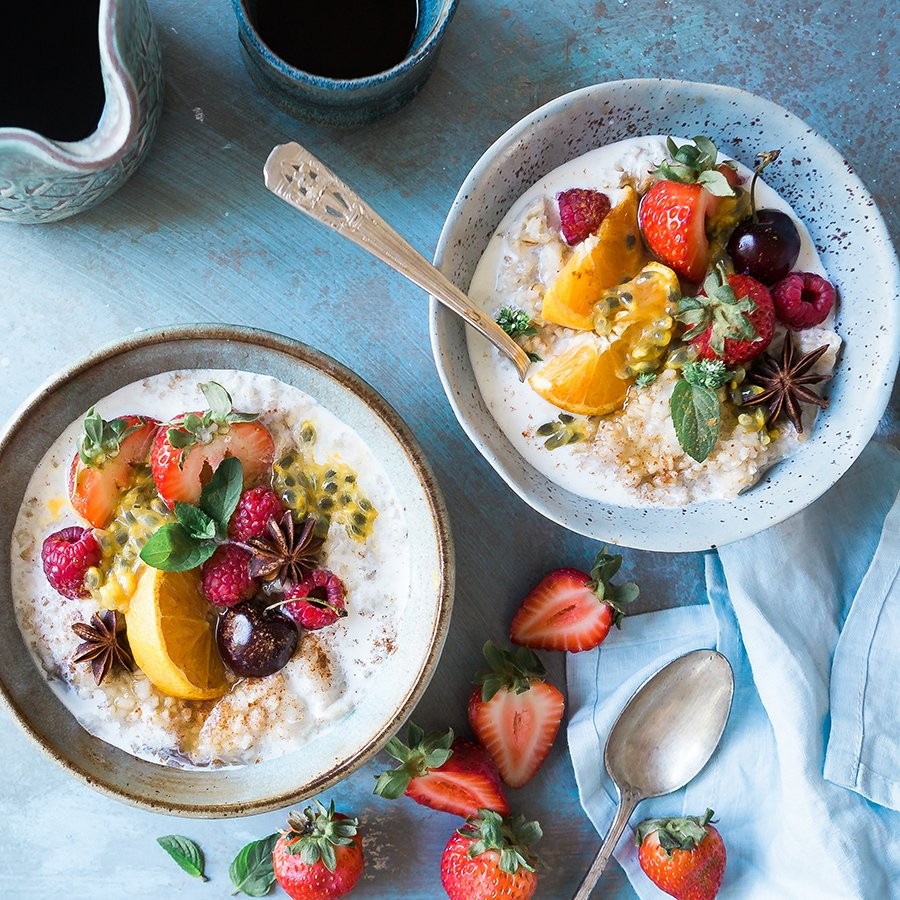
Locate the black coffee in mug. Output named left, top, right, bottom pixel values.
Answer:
left=250, top=0, right=419, bottom=80
left=1, top=2, right=105, bottom=142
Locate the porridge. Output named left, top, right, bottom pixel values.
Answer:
left=11, top=370, right=409, bottom=768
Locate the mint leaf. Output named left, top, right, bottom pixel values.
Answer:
left=157, top=835, right=207, bottom=881
left=140, top=523, right=216, bottom=571
left=230, top=833, right=279, bottom=896
left=199, top=457, right=243, bottom=528
left=175, top=502, right=217, bottom=541
left=670, top=379, right=720, bottom=463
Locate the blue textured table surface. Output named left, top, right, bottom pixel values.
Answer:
left=1, top=1, right=896, bottom=897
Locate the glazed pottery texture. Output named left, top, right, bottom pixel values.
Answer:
left=430, top=79, right=900, bottom=552
left=231, top=0, right=458, bottom=127
left=0, top=0, right=163, bottom=224
left=0, top=325, right=453, bottom=815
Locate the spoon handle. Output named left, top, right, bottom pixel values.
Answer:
left=263, top=142, right=531, bottom=382
left=572, top=789, right=642, bottom=900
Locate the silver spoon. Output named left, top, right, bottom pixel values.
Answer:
left=573, top=648, right=734, bottom=900
left=263, top=142, right=532, bottom=382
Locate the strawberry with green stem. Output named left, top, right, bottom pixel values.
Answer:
left=468, top=641, right=565, bottom=788
left=440, top=809, right=542, bottom=900
left=510, top=549, right=639, bottom=652
left=373, top=724, right=509, bottom=818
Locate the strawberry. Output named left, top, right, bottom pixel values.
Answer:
left=638, top=137, right=738, bottom=283
left=510, top=548, right=638, bottom=653
left=636, top=808, right=726, bottom=900
left=373, top=724, right=509, bottom=818
left=67, top=410, right=159, bottom=528
left=150, top=381, right=274, bottom=507
left=557, top=188, right=611, bottom=245
left=440, top=809, right=542, bottom=900
left=677, top=268, right=775, bottom=366
left=272, top=800, right=364, bottom=900
left=467, top=642, right=564, bottom=788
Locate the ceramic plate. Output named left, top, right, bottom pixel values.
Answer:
left=0, top=324, right=453, bottom=816
left=430, top=79, right=899, bottom=552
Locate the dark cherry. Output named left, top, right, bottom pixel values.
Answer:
left=727, top=208, right=801, bottom=286
left=216, top=599, right=298, bottom=678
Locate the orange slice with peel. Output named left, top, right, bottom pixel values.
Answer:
left=529, top=339, right=629, bottom=416
left=125, top=567, right=227, bottom=700
left=541, top=186, right=647, bottom=331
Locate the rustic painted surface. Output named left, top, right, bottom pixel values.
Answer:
left=0, top=1, right=896, bottom=897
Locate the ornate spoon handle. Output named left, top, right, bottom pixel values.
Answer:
left=263, top=142, right=531, bottom=381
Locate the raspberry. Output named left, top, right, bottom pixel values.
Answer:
left=282, top=569, right=347, bottom=630
left=557, top=188, right=611, bottom=245
left=229, top=486, right=285, bottom=541
left=41, top=527, right=101, bottom=599
left=771, top=272, right=836, bottom=329
left=201, top=544, right=258, bottom=607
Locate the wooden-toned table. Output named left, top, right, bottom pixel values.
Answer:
left=1, top=1, right=896, bottom=896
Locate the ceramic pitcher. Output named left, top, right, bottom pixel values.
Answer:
left=0, top=0, right=163, bottom=224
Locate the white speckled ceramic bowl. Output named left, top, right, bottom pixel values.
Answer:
left=430, top=79, right=900, bottom=552
left=0, top=325, right=453, bottom=815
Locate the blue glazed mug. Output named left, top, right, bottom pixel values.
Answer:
left=0, top=0, right=163, bottom=224
left=231, top=0, right=459, bottom=127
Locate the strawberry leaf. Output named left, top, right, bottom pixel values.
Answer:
left=670, top=379, right=720, bottom=463
left=201, top=381, right=234, bottom=421
left=230, top=833, right=279, bottom=897
left=157, top=835, right=207, bottom=881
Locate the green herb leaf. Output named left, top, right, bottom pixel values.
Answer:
left=682, top=359, right=731, bottom=390
left=157, top=835, right=207, bottom=881
left=229, top=833, right=279, bottom=896
left=175, top=502, right=217, bottom=541
left=140, top=523, right=217, bottom=572
left=635, top=372, right=657, bottom=387
left=199, top=457, right=244, bottom=528
left=495, top=306, right=536, bottom=340
left=201, top=381, right=234, bottom=421
left=670, top=378, right=720, bottom=463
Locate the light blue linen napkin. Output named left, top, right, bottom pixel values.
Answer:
left=567, top=441, right=900, bottom=898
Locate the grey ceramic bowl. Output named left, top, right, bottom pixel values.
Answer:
left=430, top=79, right=900, bottom=552
left=231, top=0, right=458, bottom=127
left=0, top=324, right=453, bottom=815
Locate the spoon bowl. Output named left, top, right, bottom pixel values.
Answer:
left=574, top=649, right=733, bottom=899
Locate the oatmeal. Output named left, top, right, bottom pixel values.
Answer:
left=11, top=370, right=409, bottom=768
left=467, top=136, right=841, bottom=507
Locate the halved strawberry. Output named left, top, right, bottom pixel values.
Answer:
left=510, top=549, right=639, bottom=653
left=150, top=382, right=275, bottom=507
left=373, top=724, right=509, bottom=818
left=68, top=411, right=159, bottom=528
left=468, top=642, right=565, bottom=788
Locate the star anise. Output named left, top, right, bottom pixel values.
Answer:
left=244, top=511, right=324, bottom=588
left=72, top=609, right=134, bottom=685
left=743, top=334, right=830, bottom=433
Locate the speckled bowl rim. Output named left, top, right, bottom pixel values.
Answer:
left=0, top=324, right=454, bottom=816
left=429, top=78, right=900, bottom=551
left=232, top=0, right=459, bottom=91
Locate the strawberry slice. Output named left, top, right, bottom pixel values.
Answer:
left=510, top=549, right=639, bottom=653
left=68, top=411, right=160, bottom=528
left=468, top=642, right=565, bottom=788
left=373, top=724, right=509, bottom=818
left=149, top=382, right=275, bottom=507
left=639, top=180, right=715, bottom=284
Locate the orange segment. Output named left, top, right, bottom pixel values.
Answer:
left=541, top=186, right=647, bottom=330
left=125, top=568, right=227, bottom=700
left=529, top=340, right=629, bottom=416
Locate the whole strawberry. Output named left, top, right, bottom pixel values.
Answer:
left=677, top=267, right=775, bottom=366
left=272, top=799, right=364, bottom=900
left=373, top=724, right=509, bottom=818
left=440, top=809, right=542, bottom=900
left=510, top=548, right=639, bottom=652
left=468, top=642, right=565, bottom=788
left=636, top=808, right=726, bottom=900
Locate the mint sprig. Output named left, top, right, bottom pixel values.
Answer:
left=139, top=457, right=244, bottom=571
left=670, top=378, right=720, bottom=463
left=230, top=833, right=279, bottom=896
left=157, top=835, right=207, bottom=881
left=496, top=306, right=537, bottom=340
